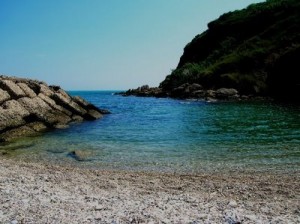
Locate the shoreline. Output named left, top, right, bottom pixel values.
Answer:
left=1, top=157, right=299, bottom=223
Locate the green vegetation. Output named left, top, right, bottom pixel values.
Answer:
left=160, top=0, right=300, bottom=100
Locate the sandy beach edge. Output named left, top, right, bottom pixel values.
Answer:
left=0, top=157, right=299, bottom=223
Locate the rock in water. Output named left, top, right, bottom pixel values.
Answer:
left=0, top=75, right=109, bottom=142
left=68, top=150, right=93, bottom=161
left=215, top=88, right=239, bottom=99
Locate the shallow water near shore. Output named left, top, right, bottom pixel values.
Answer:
left=1, top=91, right=300, bottom=173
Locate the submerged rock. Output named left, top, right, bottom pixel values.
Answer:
left=69, top=150, right=94, bottom=161
left=0, top=75, right=110, bottom=142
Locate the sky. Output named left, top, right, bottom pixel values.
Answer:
left=0, top=0, right=264, bottom=90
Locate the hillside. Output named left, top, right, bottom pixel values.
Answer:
left=158, top=0, right=300, bottom=101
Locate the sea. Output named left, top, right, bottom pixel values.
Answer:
left=1, top=91, right=300, bottom=174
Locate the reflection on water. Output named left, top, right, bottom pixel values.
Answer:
left=1, top=91, right=300, bottom=173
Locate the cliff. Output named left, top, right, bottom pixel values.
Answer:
left=0, top=75, right=109, bottom=142
left=151, top=0, right=299, bottom=101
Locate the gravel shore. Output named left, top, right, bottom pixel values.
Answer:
left=0, top=158, right=299, bottom=223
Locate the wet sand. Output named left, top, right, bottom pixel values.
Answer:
left=0, top=157, right=299, bottom=223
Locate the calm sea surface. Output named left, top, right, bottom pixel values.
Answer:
left=2, top=91, right=300, bottom=173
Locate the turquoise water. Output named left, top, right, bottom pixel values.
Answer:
left=1, top=91, right=300, bottom=173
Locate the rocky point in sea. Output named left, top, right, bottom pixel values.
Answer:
left=0, top=75, right=110, bottom=142
left=118, top=83, right=249, bottom=101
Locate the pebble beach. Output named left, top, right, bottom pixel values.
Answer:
left=0, top=157, right=299, bottom=223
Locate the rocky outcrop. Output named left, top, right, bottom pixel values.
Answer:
left=0, top=75, right=109, bottom=142
left=158, top=0, right=300, bottom=101
left=120, top=85, right=167, bottom=98
left=120, top=1, right=300, bottom=102
left=118, top=83, right=243, bottom=101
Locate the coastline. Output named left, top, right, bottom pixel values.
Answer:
left=1, top=157, right=299, bottom=223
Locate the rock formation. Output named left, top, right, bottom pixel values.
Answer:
left=119, top=83, right=242, bottom=101
left=0, top=75, right=109, bottom=142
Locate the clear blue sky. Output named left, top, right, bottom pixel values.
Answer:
left=0, top=0, right=264, bottom=90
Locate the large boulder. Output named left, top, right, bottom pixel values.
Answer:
left=2, top=100, right=30, bottom=117
left=38, top=93, right=72, bottom=116
left=0, top=125, right=37, bottom=142
left=51, top=93, right=87, bottom=116
left=18, top=97, right=70, bottom=126
left=40, top=84, right=54, bottom=97
left=68, top=150, right=94, bottom=161
left=171, top=83, right=190, bottom=98
left=17, top=83, right=37, bottom=98
left=70, top=96, right=103, bottom=119
left=0, top=110, right=26, bottom=132
left=86, top=109, right=103, bottom=120
left=0, top=100, right=29, bottom=132
left=0, top=75, right=109, bottom=142
left=170, top=83, right=203, bottom=98
left=0, top=89, right=10, bottom=104
left=215, top=88, right=239, bottom=99
left=0, top=79, right=26, bottom=98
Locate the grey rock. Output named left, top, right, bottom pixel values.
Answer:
left=206, top=90, right=216, bottom=98
left=69, top=150, right=94, bottom=161
left=86, top=109, right=103, bottom=120
left=188, top=83, right=203, bottom=92
left=38, top=93, right=72, bottom=116
left=73, top=96, right=110, bottom=114
left=206, top=97, right=217, bottom=102
left=17, top=82, right=37, bottom=98
left=0, top=89, right=11, bottom=104
left=0, top=75, right=109, bottom=142
left=18, top=96, right=52, bottom=116
left=40, top=84, right=54, bottom=97
left=192, top=90, right=205, bottom=98
left=18, top=96, right=72, bottom=126
left=0, top=79, right=26, bottom=98
left=51, top=93, right=87, bottom=116
left=72, top=115, right=84, bottom=122
left=27, top=122, right=48, bottom=132
left=2, top=100, right=30, bottom=117
left=72, top=96, right=90, bottom=107
left=0, top=111, right=25, bottom=132
left=0, top=125, right=37, bottom=142
left=25, top=81, right=41, bottom=94
left=50, top=85, right=72, bottom=100
left=216, top=88, right=239, bottom=99
left=170, top=83, right=203, bottom=98
left=171, top=84, right=188, bottom=97
left=228, top=200, right=238, bottom=207
left=54, top=124, right=69, bottom=129
left=57, top=88, right=72, bottom=100
left=0, top=101, right=29, bottom=131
